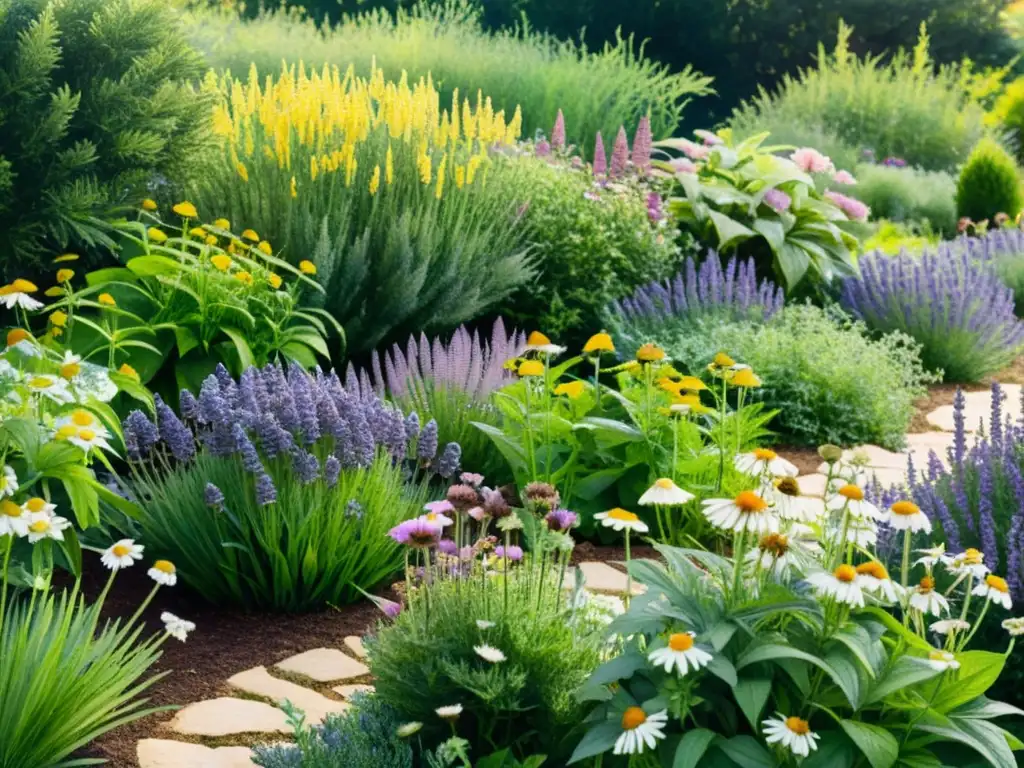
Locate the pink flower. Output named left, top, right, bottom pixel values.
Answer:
left=467, top=506, right=486, bottom=521
left=460, top=472, right=484, bottom=487
left=551, top=109, right=566, bottom=151
left=535, top=139, right=551, bottom=157
left=610, top=126, right=630, bottom=177
left=825, top=191, right=870, bottom=221
left=694, top=129, right=723, bottom=146
left=832, top=169, right=857, bottom=185
left=680, top=141, right=710, bottom=161
left=494, top=545, right=523, bottom=561
left=593, top=131, right=607, bottom=176
left=763, top=188, right=792, bottom=213
left=670, top=157, right=697, bottom=174
left=791, top=147, right=834, bottom=174
left=632, top=115, right=653, bottom=171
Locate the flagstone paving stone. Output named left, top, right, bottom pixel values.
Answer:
left=167, top=697, right=291, bottom=737
left=343, top=635, right=367, bottom=659
left=569, top=560, right=645, bottom=595
left=137, top=739, right=255, bottom=768
left=926, top=385, right=1021, bottom=433
left=274, top=647, right=369, bottom=683
left=228, top=666, right=350, bottom=722
left=333, top=683, right=376, bottom=699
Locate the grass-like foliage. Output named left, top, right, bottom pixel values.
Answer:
left=836, top=163, right=958, bottom=237
left=841, top=242, right=1024, bottom=381
left=660, top=305, right=936, bottom=448
left=121, top=363, right=459, bottom=610
left=729, top=21, right=995, bottom=172
left=0, top=0, right=212, bottom=278
left=956, top=137, right=1024, bottom=223
left=193, top=61, right=533, bottom=353
left=185, top=0, right=712, bottom=155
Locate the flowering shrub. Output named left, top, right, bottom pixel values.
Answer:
left=840, top=242, right=1024, bottom=381
left=120, top=362, right=460, bottom=610
left=572, top=447, right=1024, bottom=767
left=609, top=254, right=784, bottom=352
left=194, top=63, right=533, bottom=352
left=657, top=130, right=860, bottom=292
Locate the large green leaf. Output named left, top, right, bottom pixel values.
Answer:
left=733, top=676, right=771, bottom=730
left=568, top=721, right=622, bottom=764
left=472, top=422, right=527, bottom=475
left=673, top=729, right=718, bottom=768
left=714, top=735, right=776, bottom=768
left=707, top=209, right=756, bottom=250
left=736, top=643, right=857, bottom=708
left=839, top=720, right=898, bottom=768
left=125, top=255, right=184, bottom=278
left=220, top=326, right=255, bottom=369
left=930, top=652, right=1006, bottom=714
left=865, top=656, right=942, bottom=705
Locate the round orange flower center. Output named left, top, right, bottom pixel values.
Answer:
left=834, top=564, right=857, bottom=583
left=607, top=508, right=639, bottom=522
left=962, top=548, right=983, bottom=565
left=621, top=707, right=647, bottom=730
left=112, top=544, right=131, bottom=557
left=891, top=500, right=920, bottom=516
left=785, top=716, right=810, bottom=735
left=71, top=411, right=94, bottom=427
left=753, top=448, right=777, bottom=461
left=759, top=533, right=789, bottom=556
left=527, top=331, right=552, bottom=346
left=6, top=328, right=29, bottom=346
left=655, top=478, right=675, bottom=489
left=838, top=484, right=864, bottom=501
left=153, top=560, right=175, bottom=574
left=2, top=501, right=22, bottom=517
left=734, top=491, right=768, bottom=513
left=987, top=575, right=1010, bottom=593
left=668, top=633, right=694, bottom=651
left=919, top=575, right=935, bottom=592
left=24, top=497, right=47, bottom=514
left=855, top=561, right=889, bottom=580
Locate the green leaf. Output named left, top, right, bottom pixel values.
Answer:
left=733, top=676, right=771, bottom=730
left=774, top=242, right=810, bottom=288
left=220, top=326, right=255, bottom=369
left=126, top=255, right=184, bottom=278
left=918, top=720, right=1017, bottom=768
left=673, top=728, right=718, bottom=768
left=950, top=697, right=1024, bottom=720
left=85, top=267, right=137, bottom=286
left=931, top=651, right=1006, bottom=714
left=751, top=218, right=786, bottom=255
left=707, top=209, right=756, bottom=250
left=568, top=721, right=621, bottom=764
left=174, top=326, right=200, bottom=358
left=802, top=733, right=855, bottom=768
left=472, top=422, right=527, bottom=475
left=573, top=417, right=643, bottom=446
left=715, top=735, right=775, bottom=768
left=737, top=643, right=857, bottom=708
left=573, top=467, right=630, bottom=501
left=707, top=654, right=738, bottom=687
left=839, top=720, right=898, bottom=768
left=865, top=656, right=942, bottom=705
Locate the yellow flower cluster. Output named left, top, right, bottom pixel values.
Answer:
left=207, top=63, right=520, bottom=199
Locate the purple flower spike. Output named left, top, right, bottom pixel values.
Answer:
left=551, top=109, right=566, bottom=151
left=535, top=139, right=551, bottom=157
left=436, top=442, right=461, bottom=478
left=632, top=115, right=652, bottom=171
left=610, top=126, right=630, bottom=177
left=154, top=394, right=196, bottom=462
left=204, top=482, right=225, bottom=507
left=593, top=131, right=607, bottom=176
left=324, top=455, right=341, bottom=488
left=417, top=420, right=439, bottom=461
left=123, top=410, right=158, bottom=460
left=255, top=473, right=277, bottom=506
left=179, top=390, right=199, bottom=421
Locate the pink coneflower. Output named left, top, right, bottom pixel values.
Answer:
left=438, top=539, right=458, bottom=555
left=551, top=110, right=566, bottom=151
left=825, top=191, right=870, bottom=221
left=632, top=115, right=652, bottom=172
left=791, top=147, right=834, bottom=173
left=467, top=506, right=486, bottom=521
left=610, top=126, right=630, bottom=177
left=389, top=518, right=442, bottom=548
left=694, top=129, right=723, bottom=146
left=680, top=141, right=710, bottom=161
left=670, top=158, right=697, bottom=174
left=593, top=132, right=607, bottom=176
left=460, top=472, right=484, bottom=487
left=545, top=508, right=578, bottom=532
left=832, top=169, right=857, bottom=185
left=494, top=545, right=523, bottom=561
left=763, top=188, right=792, bottom=213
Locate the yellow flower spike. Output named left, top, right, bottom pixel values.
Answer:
left=385, top=145, right=394, bottom=184
left=369, top=165, right=381, bottom=196
left=435, top=153, right=447, bottom=199
left=53, top=253, right=79, bottom=263
left=49, top=310, right=68, bottom=328
left=235, top=271, right=254, bottom=286
left=173, top=201, right=198, bottom=219
left=147, top=227, right=167, bottom=243
left=583, top=332, right=615, bottom=354
left=637, top=343, right=666, bottom=363
left=299, top=260, right=317, bottom=275
left=268, top=273, right=283, bottom=289
left=290, top=176, right=298, bottom=198
left=118, top=363, right=140, bottom=381
left=44, top=286, right=64, bottom=297
left=236, top=161, right=249, bottom=182
left=6, top=328, right=30, bottom=347
left=517, top=360, right=545, bottom=377
left=241, top=229, right=259, bottom=242
left=98, top=293, right=116, bottom=307
left=554, top=381, right=586, bottom=399
left=257, top=241, right=273, bottom=256
left=455, top=166, right=466, bottom=189
left=141, top=199, right=158, bottom=211
left=211, top=254, right=233, bottom=271
left=731, top=368, right=762, bottom=388
left=55, top=268, right=74, bottom=283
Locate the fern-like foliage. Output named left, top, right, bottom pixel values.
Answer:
left=0, top=0, right=212, bottom=278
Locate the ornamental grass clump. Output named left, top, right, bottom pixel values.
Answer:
left=840, top=242, right=1024, bottom=381
left=121, top=362, right=461, bottom=610
left=194, top=62, right=534, bottom=352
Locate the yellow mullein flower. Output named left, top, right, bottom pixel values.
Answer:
left=235, top=271, right=254, bottom=286
left=118, top=363, right=140, bottom=381
left=455, top=166, right=466, bottom=189
left=369, top=165, right=381, bottom=196
left=268, top=273, right=283, bottom=289
left=55, top=268, right=74, bottom=283
left=418, top=153, right=432, bottom=185
left=173, top=201, right=198, bottom=219
left=385, top=145, right=394, bottom=184
left=211, top=254, right=233, bottom=271
left=49, top=310, right=68, bottom=328
left=236, top=161, right=249, bottom=182
left=257, top=241, right=273, bottom=256
left=147, top=227, right=167, bottom=243
left=290, top=176, right=298, bottom=198
left=299, top=260, right=317, bottom=275
left=54, top=253, right=79, bottom=263
left=98, top=293, right=116, bottom=307
left=435, top=154, right=447, bottom=199
left=142, top=199, right=158, bottom=211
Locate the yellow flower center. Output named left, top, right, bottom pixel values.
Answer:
left=987, top=574, right=1010, bottom=593
left=838, top=484, right=864, bottom=501
left=517, top=360, right=545, bottom=377
left=6, top=328, right=29, bottom=346
left=963, top=548, right=983, bottom=565
left=891, top=500, right=920, bottom=516
left=655, top=478, right=675, bottom=490
left=583, top=332, right=614, bottom=354
left=29, top=519, right=50, bottom=534
left=24, top=497, right=47, bottom=514
left=112, top=544, right=131, bottom=557
left=60, top=362, right=81, bottom=379
left=241, top=229, right=259, bottom=242
left=776, top=477, right=800, bottom=497
left=759, top=533, right=789, bottom=556
left=71, top=410, right=94, bottom=427
left=785, top=716, right=810, bottom=735
left=607, top=508, right=639, bottom=523
left=55, top=425, right=77, bottom=439
left=834, top=564, right=857, bottom=583
left=211, top=254, right=233, bottom=271
left=98, top=293, right=116, bottom=307
left=55, top=269, right=74, bottom=284
left=153, top=559, right=176, bottom=574
left=919, top=575, right=935, bottom=592
left=753, top=448, right=777, bottom=461
left=734, top=491, right=768, bottom=513
left=730, top=368, right=761, bottom=388
left=668, top=633, right=694, bottom=651
left=78, top=429, right=96, bottom=441
left=11, top=279, right=38, bottom=293
left=299, top=260, right=317, bottom=275
left=50, top=310, right=68, bottom=327
left=2, top=501, right=22, bottom=517
left=856, top=561, right=889, bottom=580
left=621, top=707, right=647, bottom=731
left=28, top=377, right=53, bottom=389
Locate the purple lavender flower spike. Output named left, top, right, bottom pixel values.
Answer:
left=631, top=115, right=652, bottom=172
left=288, top=364, right=320, bottom=445
left=179, top=390, right=199, bottom=421
left=324, top=455, right=341, bottom=488
left=292, top=448, right=320, bottom=484
left=204, top=482, right=225, bottom=507
left=593, top=131, right=607, bottom=176
left=255, top=473, right=277, bottom=506
left=197, top=375, right=229, bottom=425
left=551, top=109, right=566, bottom=151
left=991, top=380, right=1004, bottom=452
left=978, top=446, right=999, bottom=571
left=404, top=411, right=420, bottom=448
left=154, top=394, right=196, bottom=462
left=610, top=126, right=629, bottom=177
left=123, top=410, right=159, bottom=459
left=234, top=424, right=263, bottom=473
left=348, top=403, right=376, bottom=467
left=436, top=442, right=461, bottom=478
left=418, top=419, right=439, bottom=461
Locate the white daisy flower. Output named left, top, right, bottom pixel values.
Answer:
left=161, top=612, right=195, bottom=642
left=101, top=539, right=144, bottom=571
left=613, top=708, right=668, bottom=756
left=702, top=491, right=779, bottom=535
left=435, top=704, right=463, bottom=720
left=476, top=620, right=496, bottom=630
left=0, top=499, right=29, bottom=538
left=26, top=512, right=70, bottom=543
left=0, top=280, right=44, bottom=310
left=930, top=618, right=970, bottom=636
left=594, top=508, right=649, bottom=533
left=767, top=478, right=821, bottom=522
left=474, top=644, right=506, bottom=663
left=21, top=497, right=56, bottom=518
left=25, top=374, right=72, bottom=404
left=948, top=548, right=989, bottom=579
left=396, top=722, right=423, bottom=738
left=926, top=650, right=960, bottom=672
left=914, top=544, right=949, bottom=570
left=647, top=632, right=714, bottom=676
left=0, top=465, right=18, bottom=498
left=972, top=574, right=1013, bottom=610
left=734, top=448, right=798, bottom=478
left=746, top=533, right=795, bottom=578
left=148, top=559, right=177, bottom=586
left=806, top=565, right=865, bottom=608
left=638, top=477, right=695, bottom=506
left=1001, top=617, right=1024, bottom=637
left=843, top=518, right=878, bottom=548
left=826, top=484, right=880, bottom=520
left=879, top=500, right=932, bottom=533
left=910, top=577, right=949, bottom=616
left=68, top=424, right=114, bottom=453
left=524, top=332, right=566, bottom=357
left=854, top=561, right=903, bottom=603
left=762, top=713, right=820, bottom=757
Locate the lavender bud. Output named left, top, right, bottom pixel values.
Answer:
left=234, top=424, right=263, bottom=473
left=417, top=419, right=439, bottom=461
left=292, top=448, right=320, bottom=484
left=198, top=375, right=229, bottom=425
left=324, top=455, right=341, bottom=488
left=436, top=442, right=461, bottom=478
left=179, top=390, right=199, bottom=421
left=154, top=394, right=196, bottom=462
left=204, top=482, right=225, bottom=507
left=123, top=410, right=159, bottom=458
left=255, top=472, right=277, bottom=506
left=345, top=500, right=364, bottom=520
left=404, top=412, right=420, bottom=445
left=288, top=363, right=320, bottom=444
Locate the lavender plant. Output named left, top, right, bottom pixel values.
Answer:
left=609, top=254, right=784, bottom=351
left=968, top=227, right=1024, bottom=316
left=840, top=242, right=1024, bottom=381
left=120, top=362, right=460, bottom=610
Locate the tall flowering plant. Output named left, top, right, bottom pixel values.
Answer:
left=571, top=446, right=1024, bottom=767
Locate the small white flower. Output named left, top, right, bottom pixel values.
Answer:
left=638, top=478, right=695, bottom=506
left=914, top=544, right=949, bottom=570
left=843, top=518, right=878, bottom=548
left=948, top=548, right=989, bottom=579
left=702, top=491, right=779, bottom=535
left=476, top=620, right=496, bottom=630
left=148, top=559, right=178, bottom=586
left=648, top=632, right=714, bottom=676
left=26, top=512, right=70, bottom=543
left=930, top=618, right=971, bottom=636
left=926, top=650, right=960, bottom=672
left=854, top=562, right=903, bottom=603
left=0, top=498, right=29, bottom=538
left=880, top=500, right=932, bottom=533
left=972, top=574, right=1013, bottom=610
left=806, top=565, right=865, bottom=608
left=826, top=483, right=880, bottom=520
left=594, top=508, right=649, bottom=533
left=1001, top=617, right=1024, bottom=637
left=613, top=708, right=668, bottom=756
left=746, top=533, right=797, bottom=578
left=396, top=722, right=423, bottom=738
left=474, top=644, right=506, bottom=663
left=0, top=281, right=43, bottom=311
left=161, top=612, right=195, bottom=642
left=25, top=374, right=72, bottom=404
left=762, top=713, right=820, bottom=758
left=0, top=465, right=18, bottom=498
left=909, top=578, right=949, bottom=616
left=734, top=449, right=798, bottom=478
left=101, top=539, right=144, bottom=571
left=435, top=704, right=464, bottom=720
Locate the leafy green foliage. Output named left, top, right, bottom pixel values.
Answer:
left=838, top=164, right=958, bottom=237
left=730, top=22, right=999, bottom=172
left=988, top=76, right=1024, bottom=164
left=0, top=0, right=212, bottom=278
left=956, top=138, right=1024, bottom=222
left=659, top=305, right=937, bottom=449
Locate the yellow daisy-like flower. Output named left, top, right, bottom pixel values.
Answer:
left=241, top=229, right=260, bottom=242
left=583, top=332, right=615, bottom=354
left=49, top=310, right=68, bottom=328
left=299, top=260, right=317, bottom=275
left=211, top=218, right=230, bottom=230
left=730, top=367, right=762, bottom=388
left=98, top=293, right=116, bottom=307
left=141, top=199, right=158, bottom=211
left=173, top=201, right=198, bottom=219
left=234, top=271, right=254, bottom=286
left=205, top=235, right=218, bottom=246
left=211, top=254, right=233, bottom=271
left=268, top=273, right=283, bottom=290
left=712, top=352, right=735, bottom=368
left=257, top=241, right=273, bottom=256
left=637, top=343, right=665, bottom=363
left=554, top=381, right=586, bottom=398
left=55, top=268, right=74, bottom=283
left=147, top=227, right=168, bottom=243
left=6, top=328, right=29, bottom=347
left=517, top=360, right=545, bottom=377
left=118, top=363, right=140, bottom=381
left=54, top=253, right=79, bottom=263
left=188, top=226, right=206, bottom=237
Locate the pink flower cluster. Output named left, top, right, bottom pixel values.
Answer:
left=790, top=147, right=834, bottom=174
left=825, top=191, right=870, bottom=221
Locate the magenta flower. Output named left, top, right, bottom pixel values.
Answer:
left=535, top=139, right=551, bottom=157
left=631, top=115, right=652, bottom=171
left=551, top=109, right=566, bottom=151
left=646, top=192, right=665, bottom=223
left=694, top=129, right=723, bottom=146
left=670, top=157, right=697, bottom=174
left=545, top=508, right=578, bottom=532
left=389, top=518, right=442, bottom=548
left=438, top=539, right=458, bottom=555
left=832, top=169, right=857, bottom=185
left=494, top=545, right=524, bottom=561
left=610, top=126, right=630, bottom=177
left=790, top=147, right=834, bottom=174
left=825, top=191, right=870, bottom=221
left=593, top=131, right=607, bottom=176
left=763, top=188, right=792, bottom=213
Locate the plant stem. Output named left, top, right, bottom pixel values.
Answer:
left=624, top=530, right=632, bottom=609
left=901, top=530, right=913, bottom=626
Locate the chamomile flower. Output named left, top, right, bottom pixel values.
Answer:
left=25, top=374, right=72, bottom=404
left=880, top=500, right=932, bottom=533
left=524, top=331, right=566, bottom=356
left=66, top=423, right=113, bottom=453
left=396, top=722, right=423, bottom=738
left=806, top=564, right=865, bottom=607
left=638, top=478, right=695, bottom=506
left=647, top=632, right=714, bottom=676
left=914, top=544, right=949, bottom=570
left=474, top=645, right=506, bottom=663
left=826, top=484, right=880, bottom=520
left=949, top=548, right=989, bottom=579
left=972, top=574, right=1013, bottom=610
left=148, top=559, right=178, bottom=586
left=595, top=508, right=649, bottom=533
left=926, top=650, right=960, bottom=672
left=26, top=512, right=70, bottom=543
left=0, top=500, right=29, bottom=538
left=101, top=539, right=144, bottom=571
left=0, top=465, right=17, bottom=498
left=854, top=561, right=903, bottom=603
left=435, top=704, right=463, bottom=720
left=702, top=491, right=779, bottom=535
left=22, top=497, right=55, bottom=518
left=613, top=708, right=668, bottom=756
left=909, top=576, right=949, bottom=616
left=1001, top=617, right=1024, bottom=637
left=768, top=477, right=819, bottom=522
left=762, top=714, right=820, bottom=758
left=734, top=448, right=798, bottom=478
left=746, top=533, right=794, bottom=578
left=930, top=618, right=971, bottom=636
left=161, top=612, right=195, bottom=642
left=0, top=279, right=43, bottom=310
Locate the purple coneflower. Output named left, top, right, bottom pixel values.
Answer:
left=494, top=545, right=523, bottom=561
left=389, top=518, right=442, bottom=548
left=425, top=499, right=455, bottom=516
left=763, top=188, right=792, bottom=213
